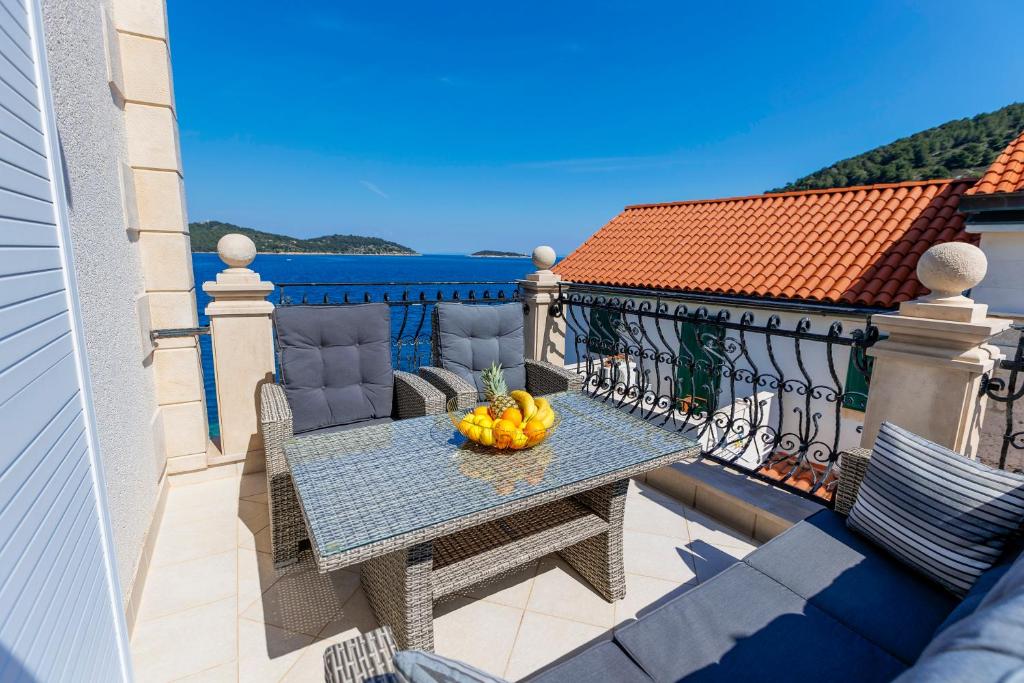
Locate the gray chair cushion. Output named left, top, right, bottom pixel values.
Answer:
left=895, top=558, right=1024, bottom=682
left=274, top=304, right=394, bottom=434
left=744, top=509, right=957, bottom=664
left=434, top=303, right=526, bottom=395
left=523, top=640, right=651, bottom=683
left=613, top=563, right=905, bottom=683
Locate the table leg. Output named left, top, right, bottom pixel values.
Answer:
left=360, top=541, right=435, bottom=650
left=559, top=479, right=628, bottom=601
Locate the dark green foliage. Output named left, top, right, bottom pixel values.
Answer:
left=471, top=250, right=528, bottom=257
left=188, top=221, right=417, bottom=255
left=770, top=103, right=1024, bottom=193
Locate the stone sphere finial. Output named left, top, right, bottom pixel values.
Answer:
left=532, top=245, right=556, bottom=271
left=217, top=233, right=257, bottom=269
left=917, top=242, right=987, bottom=300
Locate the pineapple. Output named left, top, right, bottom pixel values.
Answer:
left=482, top=362, right=517, bottom=418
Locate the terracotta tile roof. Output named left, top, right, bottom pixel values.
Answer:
left=966, top=130, right=1024, bottom=196
left=554, top=179, right=978, bottom=309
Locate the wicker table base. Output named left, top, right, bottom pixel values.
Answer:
left=360, top=479, right=628, bottom=650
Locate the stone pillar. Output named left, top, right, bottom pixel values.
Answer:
left=519, top=246, right=567, bottom=364
left=203, top=235, right=275, bottom=471
left=861, top=243, right=1011, bottom=456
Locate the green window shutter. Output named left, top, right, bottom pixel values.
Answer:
left=842, top=345, right=873, bottom=412
left=676, top=323, right=724, bottom=414
left=589, top=307, right=621, bottom=355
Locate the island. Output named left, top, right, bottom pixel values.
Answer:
left=471, top=250, right=529, bottom=258
left=189, top=220, right=418, bottom=255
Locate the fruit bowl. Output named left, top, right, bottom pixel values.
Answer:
left=448, top=392, right=559, bottom=452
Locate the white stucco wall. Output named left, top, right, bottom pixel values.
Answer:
left=41, top=0, right=162, bottom=598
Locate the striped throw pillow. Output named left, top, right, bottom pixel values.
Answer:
left=847, top=422, right=1024, bottom=597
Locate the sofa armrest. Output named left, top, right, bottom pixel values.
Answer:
left=323, top=627, right=406, bottom=683
left=834, top=447, right=872, bottom=516
left=418, top=366, right=478, bottom=410
left=393, top=370, right=446, bottom=419
left=525, top=358, right=583, bottom=396
left=260, top=382, right=294, bottom=457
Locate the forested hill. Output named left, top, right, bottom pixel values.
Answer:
left=770, top=103, right=1024, bottom=193
left=189, top=221, right=417, bottom=255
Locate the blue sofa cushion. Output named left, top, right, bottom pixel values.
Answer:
left=613, top=563, right=905, bottom=683
left=933, top=535, right=1023, bottom=635
left=274, top=304, right=394, bottom=434
left=744, top=509, right=957, bottom=664
left=894, top=557, right=1024, bottom=682
left=434, top=303, right=526, bottom=396
left=394, top=649, right=507, bottom=683
left=523, top=640, right=651, bottom=683
left=847, top=422, right=1024, bottom=598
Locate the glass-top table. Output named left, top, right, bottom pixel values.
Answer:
left=284, top=391, right=699, bottom=649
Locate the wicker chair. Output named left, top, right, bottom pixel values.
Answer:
left=259, top=304, right=446, bottom=568
left=418, top=303, right=583, bottom=410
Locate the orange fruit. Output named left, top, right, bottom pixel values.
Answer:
left=523, top=419, right=546, bottom=445
left=493, top=419, right=516, bottom=449
left=500, top=407, right=523, bottom=426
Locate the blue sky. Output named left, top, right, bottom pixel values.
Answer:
left=169, top=1, right=1024, bottom=255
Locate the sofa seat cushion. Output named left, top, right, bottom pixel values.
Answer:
left=613, top=563, right=904, bottom=683
left=435, top=303, right=526, bottom=396
left=744, top=509, right=957, bottom=664
left=275, top=304, right=395, bottom=434
left=933, top=536, right=1023, bottom=635
left=846, top=422, right=1024, bottom=598
left=297, top=416, right=393, bottom=437
left=523, top=640, right=651, bottom=683
left=894, top=560, right=1024, bottom=682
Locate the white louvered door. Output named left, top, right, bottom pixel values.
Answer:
left=0, top=0, right=130, bottom=680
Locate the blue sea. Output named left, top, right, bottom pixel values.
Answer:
left=193, top=253, right=536, bottom=436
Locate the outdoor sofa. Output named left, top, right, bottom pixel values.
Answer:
left=322, top=423, right=1024, bottom=683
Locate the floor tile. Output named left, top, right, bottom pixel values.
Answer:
left=237, top=498, right=270, bottom=535
left=614, top=572, right=695, bottom=624
left=504, top=611, right=607, bottom=681
left=623, top=530, right=697, bottom=583
left=688, top=540, right=748, bottom=583
left=237, top=617, right=315, bottom=683
left=685, top=507, right=759, bottom=551
left=161, top=479, right=240, bottom=528
left=173, top=660, right=236, bottom=682
left=624, top=481, right=691, bottom=539
left=458, top=562, right=537, bottom=608
left=527, top=557, right=614, bottom=628
left=237, top=548, right=280, bottom=614
left=280, top=640, right=331, bottom=683
left=433, top=597, right=523, bottom=677
left=239, top=473, right=267, bottom=499
left=316, top=588, right=381, bottom=642
left=242, top=492, right=269, bottom=505
left=242, top=561, right=361, bottom=636
left=150, top=515, right=237, bottom=568
left=138, top=550, right=236, bottom=622
left=131, top=597, right=236, bottom=682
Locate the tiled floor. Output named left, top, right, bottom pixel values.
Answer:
left=130, top=467, right=759, bottom=682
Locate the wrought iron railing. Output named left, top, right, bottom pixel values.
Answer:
left=983, top=325, right=1024, bottom=472
left=275, top=281, right=521, bottom=371
left=555, top=282, right=881, bottom=504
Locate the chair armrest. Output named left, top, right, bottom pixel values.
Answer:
left=393, top=370, right=446, bottom=419
left=260, top=382, right=294, bottom=453
left=418, top=366, right=478, bottom=410
left=525, top=358, right=583, bottom=396
left=834, top=447, right=872, bottom=516
left=323, top=627, right=406, bottom=683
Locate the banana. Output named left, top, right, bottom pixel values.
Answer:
left=510, top=390, right=537, bottom=421
left=535, top=406, right=555, bottom=429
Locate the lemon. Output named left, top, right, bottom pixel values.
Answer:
left=467, top=424, right=483, bottom=442
left=458, top=416, right=474, bottom=437
left=479, top=427, right=495, bottom=446
left=473, top=406, right=490, bottom=417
